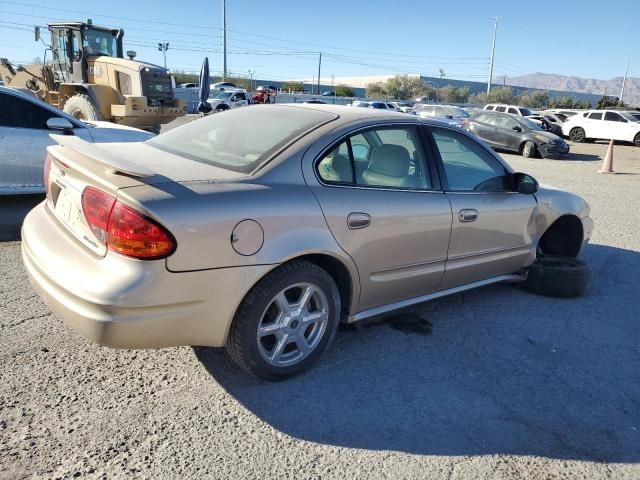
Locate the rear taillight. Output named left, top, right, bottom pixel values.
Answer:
left=44, top=154, right=52, bottom=195
left=81, top=187, right=175, bottom=259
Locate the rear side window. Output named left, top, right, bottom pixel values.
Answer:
left=430, top=127, right=510, bottom=192
left=589, top=112, right=603, bottom=120
left=508, top=107, right=519, bottom=114
left=316, top=126, right=431, bottom=190
left=495, top=106, right=506, bottom=112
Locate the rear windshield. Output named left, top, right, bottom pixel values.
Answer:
left=148, top=106, right=335, bottom=173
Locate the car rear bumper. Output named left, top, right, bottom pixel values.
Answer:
left=539, top=143, right=570, bottom=158
left=22, top=203, right=273, bottom=349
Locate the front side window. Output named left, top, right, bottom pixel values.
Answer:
left=589, top=112, right=603, bottom=120
left=0, top=93, right=61, bottom=129
left=493, top=115, right=519, bottom=130
left=604, top=112, right=626, bottom=122
left=431, top=127, right=510, bottom=192
left=316, top=126, right=431, bottom=190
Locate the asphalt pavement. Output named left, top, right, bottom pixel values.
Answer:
left=1, top=141, right=639, bottom=479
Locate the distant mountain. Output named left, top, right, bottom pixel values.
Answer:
left=505, top=73, right=640, bottom=107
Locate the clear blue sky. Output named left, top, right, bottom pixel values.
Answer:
left=1, top=0, right=637, bottom=82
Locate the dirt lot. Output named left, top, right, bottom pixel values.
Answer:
left=1, top=139, right=639, bottom=479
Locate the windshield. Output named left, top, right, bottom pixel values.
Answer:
left=443, top=106, right=469, bottom=118
left=621, top=112, right=640, bottom=122
left=83, top=28, right=118, bottom=57
left=147, top=106, right=336, bottom=173
left=518, top=116, right=543, bottom=131
left=519, top=107, right=533, bottom=116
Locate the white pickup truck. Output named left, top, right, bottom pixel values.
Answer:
left=207, top=90, right=250, bottom=112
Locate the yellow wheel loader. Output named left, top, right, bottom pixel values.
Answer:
left=0, top=20, right=185, bottom=132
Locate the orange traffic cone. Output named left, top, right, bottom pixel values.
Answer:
left=598, top=139, right=615, bottom=173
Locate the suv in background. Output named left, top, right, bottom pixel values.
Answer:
left=484, top=104, right=533, bottom=116
left=207, top=90, right=249, bottom=111
left=465, top=110, right=569, bottom=158
left=416, top=104, right=470, bottom=127
left=562, top=110, right=640, bottom=146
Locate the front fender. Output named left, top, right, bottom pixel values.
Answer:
left=534, top=184, right=592, bottom=241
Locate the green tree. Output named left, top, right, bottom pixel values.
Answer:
left=519, top=90, right=550, bottom=108
left=547, top=96, right=591, bottom=109
left=334, top=84, right=354, bottom=97
left=596, top=95, right=622, bottom=109
left=367, top=75, right=428, bottom=100
left=439, top=85, right=470, bottom=103
left=366, top=81, right=386, bottom=98
left=281, top=81, right=305, bottom=92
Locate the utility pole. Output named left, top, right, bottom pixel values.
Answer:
left=248, top=69, right=255, bottom=92
left=317, top=52, right=322, bottom=95
left=158, top=42, right=169, bottom=68
left=222, top=0, right=227, bottom=80
left=487, top=17, right=499, bottom=95
left=620, top=53, right=631, bottom=105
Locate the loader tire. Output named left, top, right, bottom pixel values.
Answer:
left=63, top=94, right=103, bottom=121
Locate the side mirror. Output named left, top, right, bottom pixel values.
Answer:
left=47, top=117, right=74, bottom=134
left=512, top=126, right=523, bottom=132
left=512, top=172, right=538, bottom=194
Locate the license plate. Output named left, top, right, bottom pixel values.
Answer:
left=54, top=186, right=82, bottom=230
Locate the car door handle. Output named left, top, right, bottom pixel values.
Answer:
left=347, top=212, right=371, bottom=229
left=458, top=209, right=478, bottom=222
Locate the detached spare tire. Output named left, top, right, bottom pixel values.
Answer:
left=524, top=255, right=591, bottom=298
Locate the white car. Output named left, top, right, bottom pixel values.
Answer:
left=562, top=110, right=640, bottom=146
left=0, top=87, right=153, bottom=194
left=415, top=104, right=470, bottom=127
left=390, top=101, right=414, bottom=113
left=207, top=90, right=250, bottom=111
left=484, top=104, right=533, bottom=116
left=211, top=81, right=242, bottom=92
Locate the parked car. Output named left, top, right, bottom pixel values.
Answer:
left=211, top=81, right=240, bottom=92
left=0, top=86, right=153, bottom=194
left=527, top=114, right=562, bottom=135
left=562, top=110, right=640, bottom=146
left=539, top=111, right=569, bottom=123
left=23, top=104, right=593, bottom=380
left=350, top=101, right=370, bottom=108
left=623, top=111, right=640, bottom=122
left=390, top=101, right=414, bottom=113
left=415, top=104, right=470, bottom=127
left=368, top=101, right=392, bottom=110
left=465, top=110, right=569, bottom=158
left=545, top=108, right=583, bottom=117
left=207, top=90, right=249, bottom=111
left=177, top=82, right=198, bottom=89
left=385, top=102, right=399, bottom=111
left=321, top=91, right=335, bottom=96
left=484, top=104, right=533, bottom=116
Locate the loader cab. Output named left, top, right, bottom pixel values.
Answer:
left=47, top=22, right=123, bottom=86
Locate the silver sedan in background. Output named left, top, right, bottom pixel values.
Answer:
left=22, top=104, right=593, bottom=380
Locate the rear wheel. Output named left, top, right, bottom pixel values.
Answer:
left=522, top=141, right=536, bottom=158
left=524, top=255, right=591, bottom=298
left=634, top=132, right=640, bottom=147
left=62, top=93, right=103, bottom=121
left=215, top=104, right=230, bottom=112
left=569, top=127, right=586, bottom=143
left=226, top=260, right=340, bottom=381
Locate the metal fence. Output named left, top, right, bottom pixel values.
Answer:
left=173, top=87, right=361, bottom=113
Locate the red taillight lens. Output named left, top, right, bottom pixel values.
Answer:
left=81, top=187, right=175, bottom=259
left=107, top=202, right=176, bottom=259
left=44, top=154, right=52, bottom=195
left=82, top=187, right=116, bottom=244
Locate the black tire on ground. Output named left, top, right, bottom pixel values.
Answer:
left=522, top=141, right=536, bottom=158
left=569, top=127, right=586, bottom=143
left=215, top=105, right=230, bottom=112
left=524, top=255, right=591, bottom=298
left=226, top=260, right=341, bottom=381
left=62, top=93, right=103, bottom=121
left=634, top=132, right=640, bottom=147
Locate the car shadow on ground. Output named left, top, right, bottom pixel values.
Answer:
left=195, top=243, right=640, bottom=462
left=0, top=194, right=44, bottom=241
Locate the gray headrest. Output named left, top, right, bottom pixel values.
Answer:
left=367, top=144, right=410, bottom=178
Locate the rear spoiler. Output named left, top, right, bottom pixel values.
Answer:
left=49, top=134, right=154, bottom=177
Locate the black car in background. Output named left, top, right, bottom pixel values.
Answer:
left=464, top=111, right=569, bottom=158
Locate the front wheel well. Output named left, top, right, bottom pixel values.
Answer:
left=538, top=215, right=584, bottom=258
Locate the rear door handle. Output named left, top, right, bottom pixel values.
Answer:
left=458, top=209, right=478, bottom=222
left=347, top=212, right=371, bottom=229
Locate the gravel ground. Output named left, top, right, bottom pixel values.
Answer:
left=1, top=140, right=639, bottom=479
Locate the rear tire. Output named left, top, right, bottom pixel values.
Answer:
left=522, top=141, right=536, bottom=158
left=215, top=105, right=230, bottom=112
left=569, top=127, right=586, bottom=143
left=226, top=260, right=340, bottom=381
left=524, top=255, right=591, bottom=298
left=634, top=132, right=640, bottom=147
left=62, top=93, right=103, bottom=121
